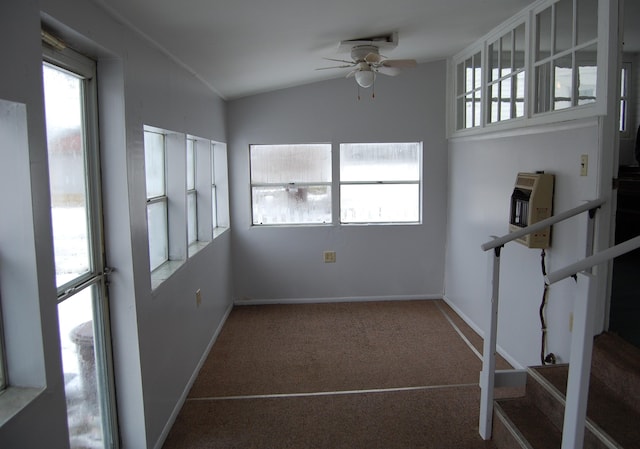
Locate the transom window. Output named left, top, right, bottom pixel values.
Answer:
left=455, top=51, right=482, bottom=129
left=534, top=0, right=598, bottom=113
left=250, top=144, right=332, bottom=225
left=488, top=23, right=526, bottom=123
left=340, top=143, right=421, bottom=224
left=452, top=0, right=601, bottom=133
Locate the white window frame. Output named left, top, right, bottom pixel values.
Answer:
left=144, top=129, right=170, bottom=272
left=186, top=138, right=198, bottom=248
left=339, top=142, right=422, bottom=225
left=620, top=62, right=631, bottom=135
left=249, top=144, right=333, bottom=226
left=450, top=0, right=611, bottom=137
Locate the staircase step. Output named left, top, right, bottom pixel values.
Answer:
left=494, top=398, right=561, bottom=448
left=532, top=364, right=640, bottom=449
left=591, top=332, right=640, bottom=415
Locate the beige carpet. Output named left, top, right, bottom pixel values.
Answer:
left=163, top=299, right=512, bottom=448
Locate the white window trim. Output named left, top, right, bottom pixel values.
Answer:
left=449, top=0, right=612, bottom=138
left=339, top=142, right=423, bottom=225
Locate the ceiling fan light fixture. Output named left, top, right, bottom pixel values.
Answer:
left=355, top=69, right=375, bottom=88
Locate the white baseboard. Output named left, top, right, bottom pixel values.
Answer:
left=154, top=300, right=234, bottom=449
left=234, top=294, right=442, bottom=306
left=442, top=295, right=523, bottom=370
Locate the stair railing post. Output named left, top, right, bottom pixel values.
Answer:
left=561, top=272, right=597, bottom=449
left=479, top=245, right=502, bottom=440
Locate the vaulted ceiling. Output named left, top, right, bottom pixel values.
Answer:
left=93, top=0, right=536, bottom=99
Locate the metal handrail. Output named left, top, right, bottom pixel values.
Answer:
left=545, top=234, right=640, bottom=285
left=480, top=198, right=606, bottom=252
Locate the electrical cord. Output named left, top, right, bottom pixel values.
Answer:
left=539, top=249, right=556, bottom=365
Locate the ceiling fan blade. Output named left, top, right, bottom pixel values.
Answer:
left=323, top=57, right=355, bottom=64
left=382, top=59, right=417, bottom=68
left=376, top=65, right=402, bottom=76
left=315, top=64, right=355, bottom=70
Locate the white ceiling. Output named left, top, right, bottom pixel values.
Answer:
left=93, top=0, right=535, bottom=99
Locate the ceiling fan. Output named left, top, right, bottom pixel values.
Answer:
left=318, top=44, right=417, bottom=89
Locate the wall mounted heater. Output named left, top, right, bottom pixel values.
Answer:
left=509, top=172, right=555, bottom=248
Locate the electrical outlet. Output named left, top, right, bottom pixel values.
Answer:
left=323, top=251, right=336, bottom=263
left=195, top=289, right=202, bottom=307
left=580, top=154, right=588, bottom=176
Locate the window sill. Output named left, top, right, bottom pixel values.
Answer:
left=0, top=386, right=44, bottom=427
left=151, top=260, right=184, bottom=290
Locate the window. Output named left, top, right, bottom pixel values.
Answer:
left=534, top=0, right=598, bottom=113
left=186, top=138, right=197, bottom=247
left=488, top=23, right=526, bottom=123
left=211, top=142, right=218, bottom=230
left=455, top=51, right=482, bottom=129
left=340, top=142, right=421, bottom=224
left=144, top=130, right=168, bottom=271
left=620, top=63, right=630, bottom=134
left=250, top=144, right=332, bottom=225
left=452, top=0, right=602, bottom=134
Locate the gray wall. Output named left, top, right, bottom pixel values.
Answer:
left=0, top=0, right=232, bottom=448
left=227, top=62, right=448, bottom=303
left=444, top=120, right=604, bottom=367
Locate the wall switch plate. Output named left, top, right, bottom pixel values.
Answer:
left=323, top=251, right=336, bottom=263
left=580, top=154, right=588, bottom=176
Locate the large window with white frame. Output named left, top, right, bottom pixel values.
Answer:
left=250, top=144, right=332, bottom=225
left=340, top=142, right=421, bottom=224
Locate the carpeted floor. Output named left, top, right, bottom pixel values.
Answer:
left=162, top=299, right=513, bottom=449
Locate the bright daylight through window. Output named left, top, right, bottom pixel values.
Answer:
left=144, top=130, right=169, bottom=271
left=250, top=144, right=332, bottom=225
left=340, top=142, right=421, bottom=224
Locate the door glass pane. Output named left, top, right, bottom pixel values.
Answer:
left=58, top=287, right=105, bottom=448
left=555, top=0, right=574, bottom=54
left=43, top=65, right=92, bottom=288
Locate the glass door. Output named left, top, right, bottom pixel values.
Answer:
left=43, top=48, right=119, bottom=449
